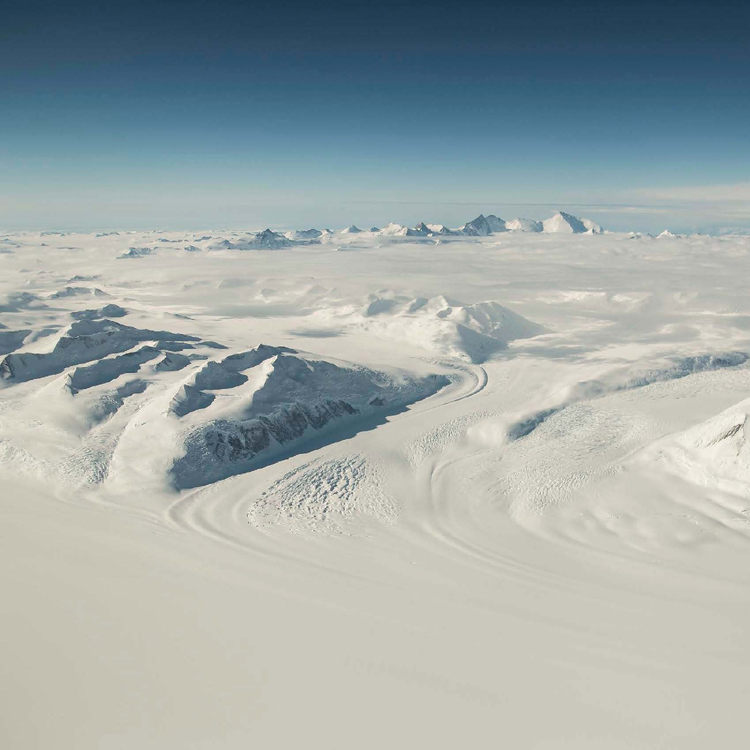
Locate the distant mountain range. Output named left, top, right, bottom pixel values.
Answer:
left=331, top=211, right=604, bottom=239
left=184, top=211, right=606, bottom=251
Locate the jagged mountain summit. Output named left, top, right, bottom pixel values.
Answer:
left=408, top=222, right=433, bottom=236
left=247, top=229, right=295, bottom=249
left=459, top=214, right=507, bottom=236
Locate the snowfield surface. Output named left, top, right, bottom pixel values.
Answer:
left=4, top=227, right=750, bottom=748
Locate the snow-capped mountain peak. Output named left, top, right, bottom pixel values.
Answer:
left=459, top=214, right=507, bottom=236
left=542, top=211, right=601, bottom=234
left=505, top=217, right=543, bottom=232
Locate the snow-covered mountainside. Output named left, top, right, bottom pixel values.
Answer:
left=314, top=294, right=545, bottom=363
left=168, top=348, right=449, bottom=487
left=458, top=214, right=507, bottom=235
left=505, top=217, right=543, bottom=232
left=0, top=310, right=449, bottom=490
left=542, top=211, right=602, bottom=234
left=641, top=396, right=750, bottom=493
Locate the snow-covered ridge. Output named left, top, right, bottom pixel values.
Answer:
left=313, top=294, right=546, bottom=363
left=0, top=319, right=201, bottom=383
left=0, top=298, right=451, bottom=489
left=642, top=395, right=750, bottom=495
left=169, top=347, right=450, bottom=487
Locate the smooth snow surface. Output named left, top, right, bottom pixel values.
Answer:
left=3, top=228, right=750, bottom=749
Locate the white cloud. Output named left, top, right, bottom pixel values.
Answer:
left=630, top=182, right=750, bottom=204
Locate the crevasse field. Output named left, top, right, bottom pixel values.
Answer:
left=3, top=222, right=750, bottom=748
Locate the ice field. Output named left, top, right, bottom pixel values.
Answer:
left=3, top=222, right=750, bottom=748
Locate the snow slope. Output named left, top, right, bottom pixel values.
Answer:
left=170, top=348, right=449, bottom=487
left=542, top=210, right=602, bottom=233
left=505, top=216, right=543, bottom=232
left=314, top=293, right=545, bottom=362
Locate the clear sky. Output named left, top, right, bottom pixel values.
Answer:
left=2, top=0, right=749, bottom=233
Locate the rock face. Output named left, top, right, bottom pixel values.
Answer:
left=170, top=347, right=449, bottom=488
left=191, top=398, right=358, bottom=475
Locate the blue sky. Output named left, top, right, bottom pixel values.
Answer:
left=2, top=0, right=749, bottom=232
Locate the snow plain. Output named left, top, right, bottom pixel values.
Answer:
left=3, top=226, right=750, bottom=748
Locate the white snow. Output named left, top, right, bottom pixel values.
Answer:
left=377, top=222, right=410, bottom=236
left=458, top=213, right=507, bottom=235
left=505, top=216, right=543, bottom=232
left=314, top=293, right=545, bottom=363
left=542, top=210, right=602, bottom=233
left=4, top=225, right=750, bottom=749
